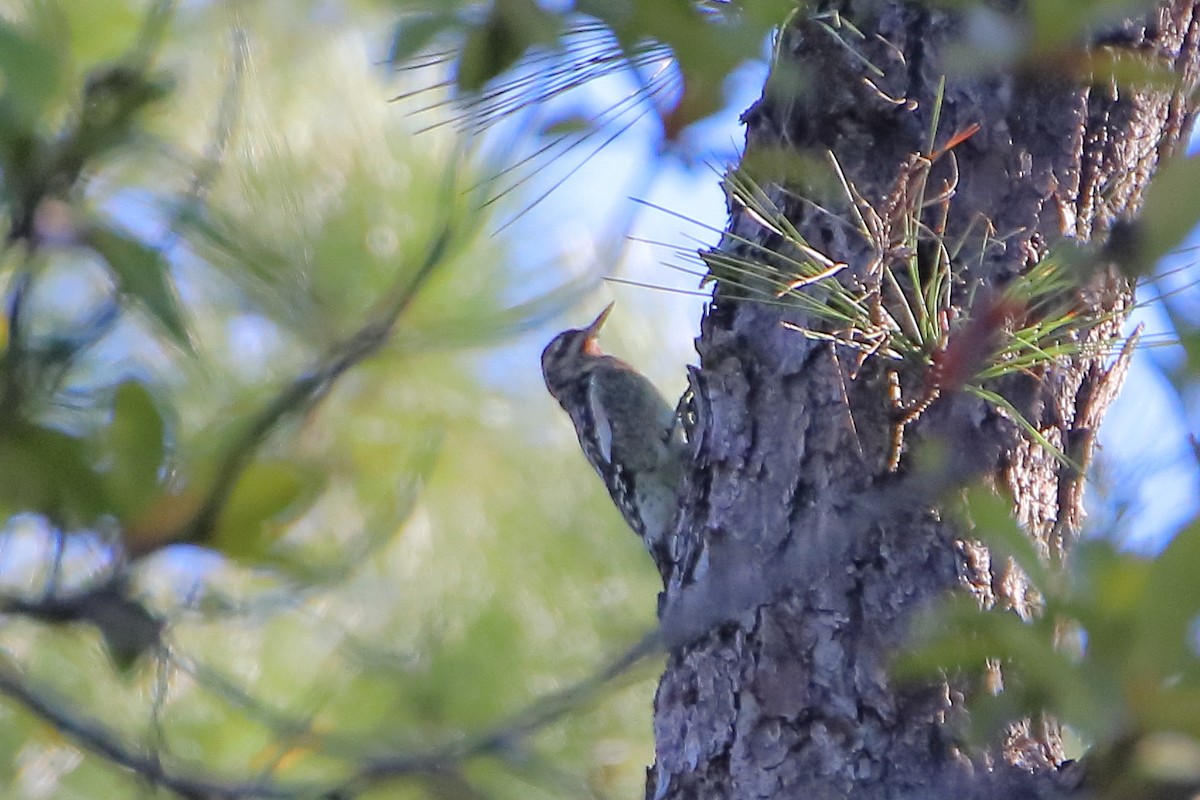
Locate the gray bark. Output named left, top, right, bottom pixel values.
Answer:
left=650, top=3, right=1200, bottom=798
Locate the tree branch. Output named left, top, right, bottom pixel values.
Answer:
left=0, top=659, right=301, bottom=800
left=0, top=629, right=661, bottom=799
left=156, top=225, right=455, bottom=554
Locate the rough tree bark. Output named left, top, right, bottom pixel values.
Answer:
left=650, top=2, right=1200, bottom=798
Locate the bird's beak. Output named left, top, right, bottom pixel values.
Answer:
left=584, top=302, right=614, bottom=338
left=581, top=302, right=613, bottom=356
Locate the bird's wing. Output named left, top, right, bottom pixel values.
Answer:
left=588, top=362, right=676, bottom=472
left=586, top=375, right=614, bottom=466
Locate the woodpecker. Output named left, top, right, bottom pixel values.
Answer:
left=541, top=303, right=684, bottom=575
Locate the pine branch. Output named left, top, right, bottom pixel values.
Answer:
left=154, top=225, right=456, bottom=555
left=0, top=630, right=661, bottom=799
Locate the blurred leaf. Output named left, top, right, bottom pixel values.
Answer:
left=421, top=605, right=524, bottom=724
left=72, top=65, right=173, bottom=162
left=894, top=595, right=1001, bottom=679
left=1129, top=682, right=1200, bottom=741
left=390, top=11, right=459, bottom=64
left=576, top=0, right=786, bottom=133
left=1128, top=154, right=1200, bottom=276
left=86, top=223, right=189, bottom=346
left=456, top=0, right=560, bottom=93
left=317, top=668, right=406, bottom=738
left=125, top=486, right=204, bottom=556
left=213, top=460, right=324, bottom=561
left=0, top=422, right=107, bottom=523
left=1132, top=521, right=1200, bottom=676
left=962, top=485, right=1054, bottom=592
left=1028, top=0, right=1161, bottom=50
left=1066, top=542, right=1147, bottom=677
left=0, top=19, right=62, bottom=128
left=1160, top=301, right=1200, bottom=383
left=1072, top=540, right=1148, bottom=617
left=268, top=429, right=443, bottom=583
left=105, top=380, right=165, bottom=516
left=539, top=114, right=594, bottom=139
left=48, top=2, right=145, bottom=68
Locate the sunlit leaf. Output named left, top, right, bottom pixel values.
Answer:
left=213, top=460, right=324, bottom=561
left=105, top=380, right=165, bottom=516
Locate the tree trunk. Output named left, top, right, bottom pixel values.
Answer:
left=650, top=3, right=1200, bottom=798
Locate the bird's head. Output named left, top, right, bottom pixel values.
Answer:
left=541, top=303, right=613, bottom=398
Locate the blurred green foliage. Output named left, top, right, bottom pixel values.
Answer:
left=0, top=0, right=1198, bottom=797
left=0, top=1, right=665, bottom=797
left=390, top=0, right=791, bottom=135
left=888, top=31, right=1200, bottom=793
left=901, top=485, right=1200, bottom=794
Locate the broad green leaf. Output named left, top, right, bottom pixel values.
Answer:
left=0, top=422, right=107, bottom=522
left=212, top=460, right=324, bottom=561
left=1129, top=684, right=1200, bottom=741
left=87, top=224, right=189, bottom=346
left=1059, top=543, right=1147, bottom=685
left=105, top=380, right=165, bottom=516
left=0, top=19, right=62, bottom=128
left=1133, top=520, right=1200, bottom=676
left=50, top=2, right=144, bottom=68
left=894, top=607, right=997, bottom=679
left=1072, top=540, right=1149, bottom=617
left=1132, top=154, right=1200, bottom=276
